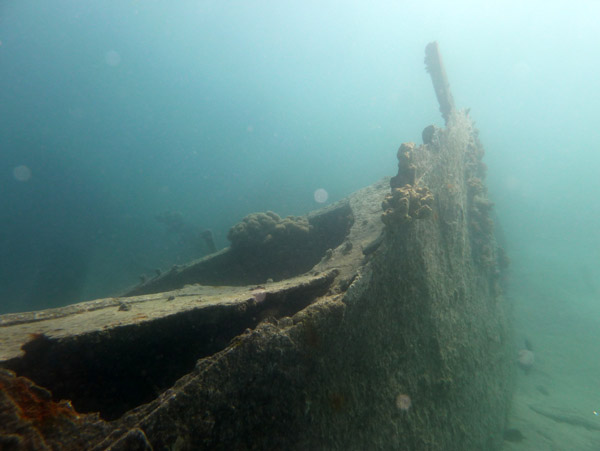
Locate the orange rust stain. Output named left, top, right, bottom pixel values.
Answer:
left=0, top=375, right=79, bottom=432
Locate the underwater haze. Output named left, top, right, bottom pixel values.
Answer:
left=3, top=1, right=600, bottom=448
left=3, top=0, right=432, bottom=312
left=2, top=0, right=600, bottom=388
left=1, top=1, right=599, bottom=293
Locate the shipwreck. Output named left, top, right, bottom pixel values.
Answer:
left=0, top=43, right=513, bottom=450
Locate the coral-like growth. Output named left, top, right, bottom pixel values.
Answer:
left=390, top=142, right=417, bottom=189
left=381, top=184, right=434, bottom=226
left=228, top=211, right=311, bottom=249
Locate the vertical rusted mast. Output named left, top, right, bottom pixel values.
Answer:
left=424, top=41, right=455, bottom=124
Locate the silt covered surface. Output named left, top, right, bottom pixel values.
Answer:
left=0, top=111, right=513, bottom=450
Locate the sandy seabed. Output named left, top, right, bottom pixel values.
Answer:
left=503, top=267, right=600, bottom=451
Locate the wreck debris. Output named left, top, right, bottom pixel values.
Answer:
left=0, top=43, right=513, bottom=450
left=425, top=41, right=456, bottom=124
left=421, top=124, right=438, bottom=145
left=390, top=142, right=418, bottom=188
left=0, top=368, right=109, bottom=450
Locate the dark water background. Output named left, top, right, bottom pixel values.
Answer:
left=1, top=1, right=599, bottom=315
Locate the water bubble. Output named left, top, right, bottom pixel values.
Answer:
left=13, top=165, right=32, bottom=182
left=396, top=393, right=412, bottom=411
left=314, top=188, right=328, bottom=203
left=104, top=50, right=121, bottom=67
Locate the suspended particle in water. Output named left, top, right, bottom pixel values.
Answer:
left=314, top=188, right=328, bottom=203
left=396, top=393, right=412, bottom=411
left=104, top=50, right=121, bottom=66
left=13, top=165, right=32, bottom=182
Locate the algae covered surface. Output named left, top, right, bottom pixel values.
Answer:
left=0, top=112, right=515, bottom=450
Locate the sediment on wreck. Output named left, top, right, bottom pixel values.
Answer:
left=332, top=111, right=513, bottom=450
left=0, top=46, right=513, bottom=450
left=106, top=111, right=512, bottom=451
